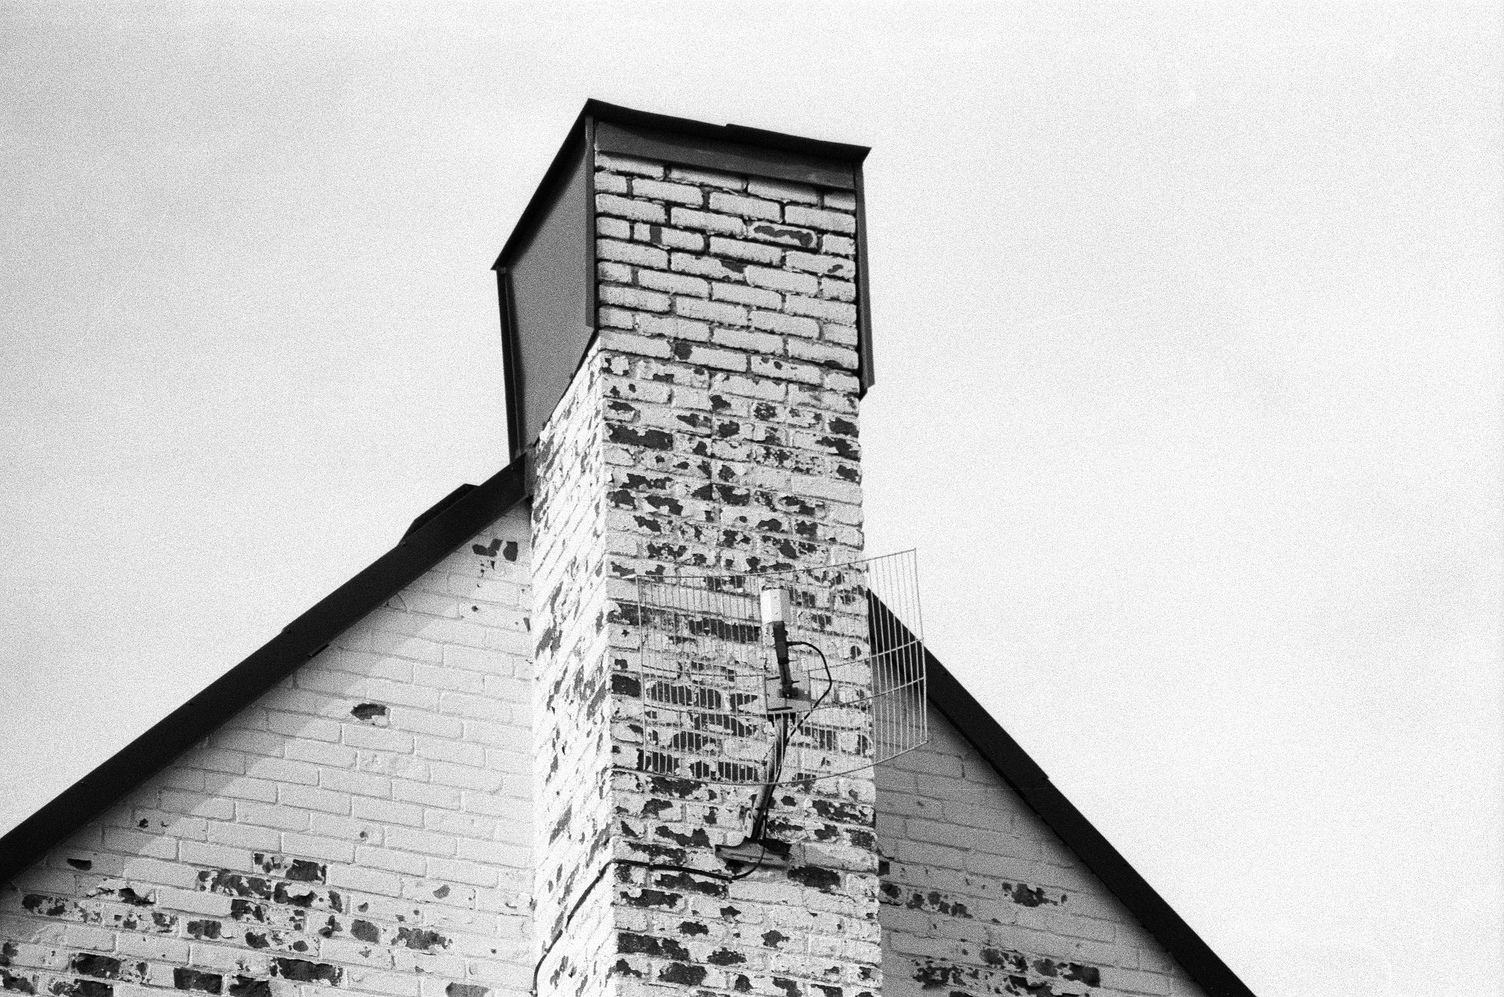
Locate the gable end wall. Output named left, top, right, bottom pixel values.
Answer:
left=1, top=507, right=535, bottom=997
left=876, top=706, right=1208, bottom=997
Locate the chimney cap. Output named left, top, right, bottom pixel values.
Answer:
left=494, top=100, right=871, bottom=272
left=491, top=100, right=874, bottom=459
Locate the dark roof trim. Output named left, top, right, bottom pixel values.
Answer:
left=0, top=456, right=530, bottom=885
left=595, top=121, right=856, bottom=190
left=587, top=98, right=870, bottom=169
left=924, top=653, right=1257, bottom=997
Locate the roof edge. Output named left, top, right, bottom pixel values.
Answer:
left=924, top=652, right=1258, bottom=997
left=0, top=456, right=530, bottom=884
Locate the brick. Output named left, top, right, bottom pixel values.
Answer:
left=280, top=832, right=355, bottom=863
left=667, top=344, right=747, bottom=372
left=601, top=329, right=675, bottom=358
left=597, top=215, right=631, bottom=240
left=597, top=260, right=634, bottom=284
left=343, top=724, right=413, bottom=752
left=598, top=305, right=636, bottom=329
left=632, top=178, right=703, bottom=206
left=598, top=238, right=668, bottom=269
left=600, top=284, right=671, bottom=312
left=823, top=190, right=857, bottom=210
left=277, top=784, right=349, bottom=814
left=784, top=204, right=855, bottom=233
left=708, top=191, right=780, bottom=221
left=669, top=208, right=745, bottom=237
left=633, top=222, right=705, bottom=252
left=747, top=178, right=820, bottom=204
left=594, top=170, right=628, bottom=194
left=242, top=756, right=320, bottom=786
left=786, top=338, right=858, bottom=371
left=597, top=153, right=664, bottom=177
left=784, top=295, right=858, bottom=324
left=751, top=310, right=819, bottom=339
left=742, top=265, right=818, bottom=296
left=749, top=355, right=823, bottom=385
left=820, top=277, right=856, bottom=302
left=424, top=858, right=499, bottom=888
left=674, top=297, right=747, bottom=327
left=707, top=236, right=781, bottom=266
left=745, top=221, right=819, bottom=249
left=201, top=773, right=279, bottom=803
left=669, top=165, right=745, bottom=190
left=670, top=252, right=743, bottom=281
left=598, top=193, right=668, bottom=223
left=820, top=233, right=856, bottom=256
left=785, top=252, right=855, bottom=279
left=637, top=270, right=709, bottom=298
left=822, top=323, right=859, bottom=347
left=710, top=328, right=782, bottom=354
left=121, top=856, right=199, bottom=889
left=710, top=281, right=781, bottom=310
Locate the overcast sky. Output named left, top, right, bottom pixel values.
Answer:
left=2, top=5, right=1500, bottom=997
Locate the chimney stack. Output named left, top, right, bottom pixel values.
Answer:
left=502, top=101, right=879, bottom=997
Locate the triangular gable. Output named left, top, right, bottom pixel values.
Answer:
left=0, top=456, right=528, bottom=887
left=2, top=457, right=1252, bottom=997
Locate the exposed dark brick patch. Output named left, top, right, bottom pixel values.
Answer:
left=787, top=866, right=841, bottom=892
left=618, top=934, right=689, bottom=961
left=446, top=985, right=490, bottom=997
left=270, top=960, right=341, bottom=986
left=2, top=969, right=36, bottom=994
left=185, top=920, right=222, bottom=939
left=172, top=969, right=222, bottom=994
left=349, top=703, right=387, bottom=722
left=226, top=978, right=271, bottom=997
left=67, top=957, right=119, bottom=981
left=608, top=424, right=674, bottom=450
left=394, top=927, right=447, bottom=951
left=658, top=964, right=706, bottom=986
left=49, top=981, right=109, bottom=997
left=707, top=949, right=746, bottom=966
left=64, top=859, right=91, bottom=871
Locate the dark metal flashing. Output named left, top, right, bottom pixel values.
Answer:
left=924, top=653, right=1257, bottom=997
left=852, top=167, right=876, bottom=389
left=594, top=121, right=857, bottom=191
left=0, top=455, right=530, bottom=886
left=402, top=483, right=476, bottom=539
left=496, top=267, right=523, bottom=460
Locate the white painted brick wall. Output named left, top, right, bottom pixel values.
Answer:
left=876, top=706, right=1209, bottom=997
left=1, top=506, right=536, bottom=997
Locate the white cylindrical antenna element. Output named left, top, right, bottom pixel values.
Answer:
left=760, top=586, right=793, bottom=626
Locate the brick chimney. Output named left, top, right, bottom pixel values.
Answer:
left=503, top=103, right=879, bottom=997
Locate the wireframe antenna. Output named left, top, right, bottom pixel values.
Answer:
left=627, top=550, right=927, bottom=788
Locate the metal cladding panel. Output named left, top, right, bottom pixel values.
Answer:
left=505, top=144, right=591, bottom=456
